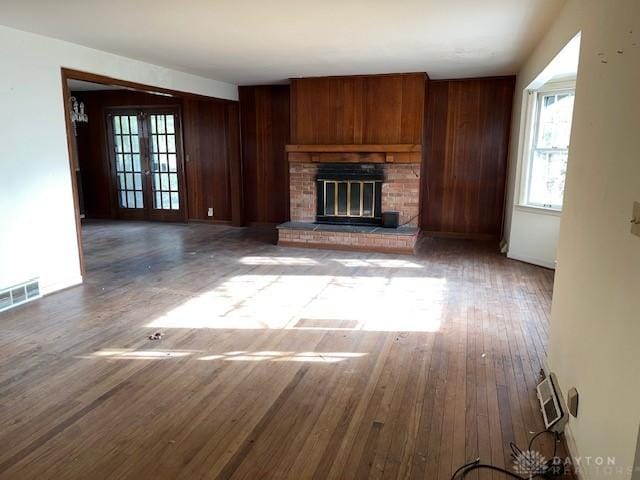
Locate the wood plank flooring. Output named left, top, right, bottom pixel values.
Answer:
left=0, top=221, right=565, bottom=479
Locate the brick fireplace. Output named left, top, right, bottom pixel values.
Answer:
left=277, top=73, right=427, bottom=253
left=278, top=149, right=422, bottom=254
left=288, top=162, right=420, bottom=225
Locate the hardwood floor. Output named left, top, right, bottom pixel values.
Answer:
left=0, top=221, right=565, bottom=479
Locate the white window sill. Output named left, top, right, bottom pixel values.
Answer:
left=515, top=204, right=563, bottom=217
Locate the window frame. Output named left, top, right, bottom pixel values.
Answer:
left=520, top=81, right=576, bottom=212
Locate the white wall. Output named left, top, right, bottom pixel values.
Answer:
left=508, top=208, right=560, bottom=269
left=506, top=1, right=640, bottom=478
left=0, top=26, right=237, bottom=294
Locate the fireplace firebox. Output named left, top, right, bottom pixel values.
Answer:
left=315, top=164, right=383, bottom=225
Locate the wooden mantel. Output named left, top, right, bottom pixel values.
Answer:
left=286, top=144, right=422, bottom=164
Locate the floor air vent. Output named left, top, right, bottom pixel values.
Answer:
left=0, top=279, right=41, bottom=313
left=536, top=372, right=568, bottom=432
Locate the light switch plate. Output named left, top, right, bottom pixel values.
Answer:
left=207, top=207, right=214, bottom=217
left=632, top=202, right=640, bottom=238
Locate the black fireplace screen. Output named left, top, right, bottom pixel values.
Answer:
left=316, top=164, right=383, bottom=225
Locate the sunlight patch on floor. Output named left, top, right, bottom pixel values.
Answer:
left=238, top=256, right=424, bottom=269
left=146, top=274, right=446, bottom=332
left=239, top=256, right=319, bottom=266
left=331, top=258, right=424, bottom=268
left=82, top=349, right=366, bottom=363
left=82, top=349, right=195, bottom=359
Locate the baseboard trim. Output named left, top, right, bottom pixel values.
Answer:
left=188, top=219, right=233, bottom=226
left=422, top=230, right=498, bottom=241
left=564, top=424, right=584, bottom=480
left=246, top=222, right=280, bottom=228
left=507, top=252, right=556, bottom=269
left=41, top=275, right=83, bottom=296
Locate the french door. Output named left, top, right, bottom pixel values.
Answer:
left=107, top=107, right=186, bottom=222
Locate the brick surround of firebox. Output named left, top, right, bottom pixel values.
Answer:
left=289, top=163, right=317, bottom=222
left=288, top=163, right=420, bottom=225
left=280, top=161, right=421, bottom=254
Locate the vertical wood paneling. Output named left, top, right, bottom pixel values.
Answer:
left=74, top=117, right=111, bottom=219
left=290, top=73, right=425, bottom=145
left=182, top=98, right=234, bottom=222
left=421, top=77, right=515, bottom=238
left=74, top=90, right=241, bottom=224
left=240, top=85, right=290, bottom=224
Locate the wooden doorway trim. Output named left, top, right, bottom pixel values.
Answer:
left=61, top=68, right=237, bottom=104
left=61, top=71, right=86, bottom=277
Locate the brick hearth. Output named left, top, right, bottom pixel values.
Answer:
left=277, top=222, right=420, bottom=254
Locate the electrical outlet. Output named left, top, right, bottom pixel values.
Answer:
left=207, top=207, right=214, bottom=217
left=632, top=201, right=640, bottom=238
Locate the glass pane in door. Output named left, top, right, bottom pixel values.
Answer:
left=112, top=115, right=143, bottom=209
left=149, top=113, right=180, bottom=210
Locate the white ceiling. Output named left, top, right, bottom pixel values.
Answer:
left=0, top=0, right=565, bottom=85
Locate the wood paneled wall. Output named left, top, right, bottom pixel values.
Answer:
left=182, top=98, right=242, bottom=224
left=75, top=74, right=513, bottom=235
left=74, top=90, right=241, bottom=224
left=239, top=85, right=290, bottom=224
left=290, top=73, right=425, bottom=145
left=421, top=76, right=515, bottom=238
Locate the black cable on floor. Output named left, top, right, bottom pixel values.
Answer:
left=457, top=463, right=529, bottom=479
left=450, top=429, right=563, bottom=480
left=450, top=458, right=480, bottom=480
left=528, top=429, right=560, bottom=456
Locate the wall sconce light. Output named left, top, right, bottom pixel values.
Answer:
left=70, top=96, right=88, bottom=123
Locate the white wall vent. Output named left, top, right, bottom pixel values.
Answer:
left=0, top=279, right=41, bottom=313
left=536, top=372, right=569, bottom=432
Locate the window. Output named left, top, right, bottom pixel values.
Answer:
left=524, top=88, right=575, bottom=210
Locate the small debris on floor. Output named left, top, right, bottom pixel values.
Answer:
left=148, top=332, right=164, bottom=341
